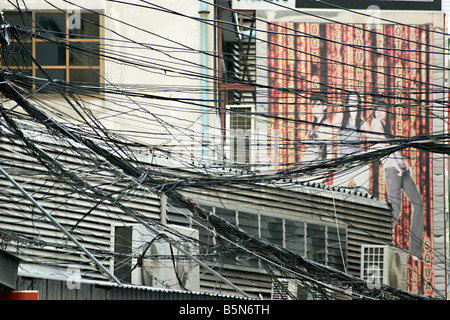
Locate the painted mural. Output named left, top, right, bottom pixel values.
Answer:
left=267, top=22, right=434, bottom=295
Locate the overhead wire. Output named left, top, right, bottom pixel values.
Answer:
left=0, top=0, right=446, bottom=210
left=0, top=0, right=448, bottom=298
left=0, top=0, right=442, bottom=222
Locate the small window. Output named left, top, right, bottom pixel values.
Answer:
left=228, top=105, right=253, bottom=165
left=215, top=207, right=238, bottom=265
left=327, top=226, right=347, bottom=271
left=306, top=224, right=326, bottom=265
left=113, top=226, right=132, bottom=283
left=285, top=220, right=305, bottom=257
left=260, top=215, right=283, bottom=247
left=237, top=211, right=259, bottom=267
left=216, top=206, right=236, bottom=225
left=2, top=10, right=102, bottom=90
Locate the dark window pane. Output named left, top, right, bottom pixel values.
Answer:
left=230, top=107, right=252, bottom=131
left=114, top=226, right=132, bottom=284
left=214, top=207, right=237, bottom=265
left=285, top=220, right=304, bottom=256
left=36, top=68, right=66, bottom=82
left=327, top=226, right=347, bottom=271
left=69, top=13, right=100, bottom=39
left=35, top=13, right=66, bottom=38
left=69, top=42, right=100, bottom=66
left=3, top=11, right=32, bottom=28
left=197, top=206, right=214, bottom=255
left=238, top=212, right=258, bottom=236
left=260, top=215, right=283, bottom=246
left=306, top=224, right=326, bottom=264
left=215, top=207, right=236, bottom=225
left=9, top=69, right=32, bottom=77
left=2, top=42, right=32, bottom=67
left=36, top=42, right=66, bottom=66
left=237, top=212, right=258, bottom=267
left=70, top=69, right=100, bottom=84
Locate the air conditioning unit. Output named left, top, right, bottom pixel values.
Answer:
left=130, top=224, right=200, bottom=291
left=271, top=278, right=353, bottom=300
left=360, top=245, right=407, bottom=291
left=271, top=278, right=309, bottom=300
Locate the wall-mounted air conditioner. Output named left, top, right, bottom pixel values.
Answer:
left=360, top=245, right=407, bottom=291
left=129, top=224, right=200, bottom=291
left=271, top=278, right=352, bottom=300
left=271, top=278, right=308, bottom=300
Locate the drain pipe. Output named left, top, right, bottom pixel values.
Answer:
left=200, top=0, right=210, bottom=161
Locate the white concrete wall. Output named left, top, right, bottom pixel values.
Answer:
left=2, top=0, right=215, bottom=162
left=102, top=0, right=214, bottom=161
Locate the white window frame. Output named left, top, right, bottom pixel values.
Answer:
left=224, top=104, right=255, bottom=167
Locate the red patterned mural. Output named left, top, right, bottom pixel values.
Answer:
left=268, top=22, right=434, bottom=296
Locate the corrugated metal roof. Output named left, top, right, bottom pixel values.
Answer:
left=16, top=269, right=251, bottom=300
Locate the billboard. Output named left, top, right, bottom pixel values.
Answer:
left=267, top=21, right=435, bottom=295
left=232, top=0, right=441, bottom=11
left=294, top=0, right=441, bottom=11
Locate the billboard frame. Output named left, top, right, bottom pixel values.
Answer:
left=295, top=0, right=441, bottom=11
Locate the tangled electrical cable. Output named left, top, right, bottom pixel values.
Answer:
left=0, top=75, right=442, bottom=299
left=0, top=0, right=448, bottom=300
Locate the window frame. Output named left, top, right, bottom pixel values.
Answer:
left=2, top=9, right=104, bottom=94
left=225, top=104, right=255, bottom=166
left=200, top=201, right=348, bottom=272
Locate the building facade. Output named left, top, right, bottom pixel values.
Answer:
left=0, top=0, right=447, bottom=299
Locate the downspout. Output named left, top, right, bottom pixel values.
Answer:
left=200, top=1, right=210, bottom=161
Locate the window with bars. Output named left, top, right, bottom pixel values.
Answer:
left=2, top=11, right=102, bottom=88
left=229, top=105, right=253, bottom=165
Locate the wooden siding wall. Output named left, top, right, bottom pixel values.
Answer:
left=0, top=129, right=392, bottom=299
left=0, top=132, right=162, bottom=281
left=182, top=182, right=393, bottom=297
